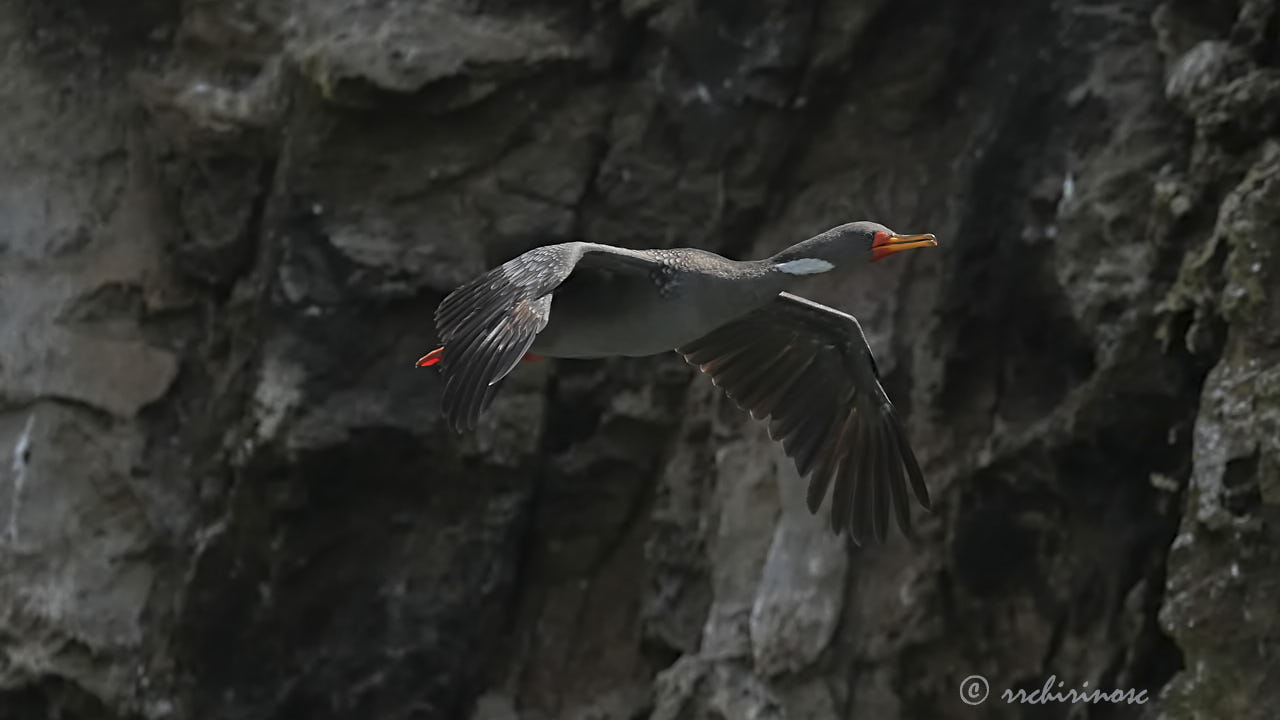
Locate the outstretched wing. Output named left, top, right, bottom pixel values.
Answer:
left=677, top=292, right=930, bottom=543
left=434, top=242, right=663, bottom=431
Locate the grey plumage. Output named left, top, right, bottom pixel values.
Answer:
left=423, top=222, right=937, bottom=542
left=676, top=293, right=930, bottom=542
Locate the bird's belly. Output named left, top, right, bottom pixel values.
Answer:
left=532, top=300, right=701, bottom=358
left=531, top=283, right=727, bottom=359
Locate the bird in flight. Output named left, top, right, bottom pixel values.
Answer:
left=417, top=221, right=937, bottom=544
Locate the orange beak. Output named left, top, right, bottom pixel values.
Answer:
left=871, top=231, right=938, bottom=262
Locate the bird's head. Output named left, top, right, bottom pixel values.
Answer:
left=771, top=221, right=937, bottom=275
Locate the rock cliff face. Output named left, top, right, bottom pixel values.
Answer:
left=1, top=1, right=1277, bottom=718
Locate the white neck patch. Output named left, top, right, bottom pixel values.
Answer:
left=775, top=258, right=835, bottom=275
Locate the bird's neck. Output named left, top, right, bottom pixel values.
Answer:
left=768, top=242, right=839, bottom=282
left=767, top=231, right=844, bottom=276
left=723, top=257, right=821, bottom=303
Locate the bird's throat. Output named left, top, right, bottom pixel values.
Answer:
left=774, top=257, right=835, bottom=275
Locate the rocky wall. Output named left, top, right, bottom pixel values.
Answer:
left=1, top=1, right=1278, bottom=719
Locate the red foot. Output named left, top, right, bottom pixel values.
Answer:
left=416, top=347, right=545, bottom=367
left=416, top=347, right=444, bottom=367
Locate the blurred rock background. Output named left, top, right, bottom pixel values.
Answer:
left=1, top=0, right=1277, bottom=718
